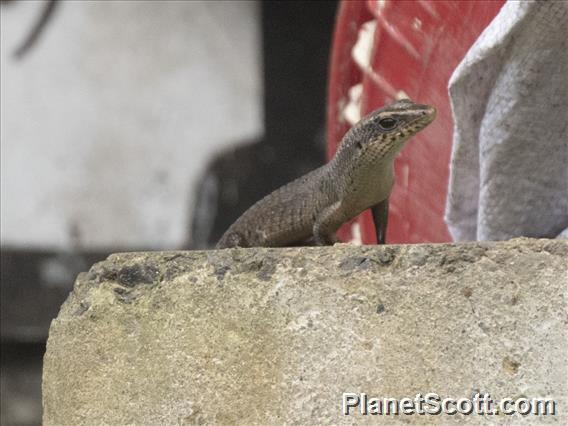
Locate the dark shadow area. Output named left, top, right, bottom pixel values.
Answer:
left=0, top=250, right=109, bottom=341
left=0, top=342, right=45, bottom=426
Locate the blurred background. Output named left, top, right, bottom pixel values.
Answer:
left=1, top=1, right=337, bottom=424
left=2, top=0, right=567, bottom=424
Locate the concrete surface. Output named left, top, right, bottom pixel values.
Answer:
left=43, top=238, right=567, bottom=424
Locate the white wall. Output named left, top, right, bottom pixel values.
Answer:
left=1, top=0, right=262, bottom=250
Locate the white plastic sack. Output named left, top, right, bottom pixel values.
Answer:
left=446, top=0, right=568, bottom=241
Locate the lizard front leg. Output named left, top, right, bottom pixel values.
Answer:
left=313, top=201, right=345, bottom=245
left=371, top=197, right=389, bottom=244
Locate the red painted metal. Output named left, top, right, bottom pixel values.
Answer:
left=327, top=0, right=505, bottom=244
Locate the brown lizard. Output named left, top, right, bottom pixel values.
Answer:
left=216, top=98, right=436, bottom=248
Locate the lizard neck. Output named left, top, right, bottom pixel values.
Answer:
left=328, top=139, right=397, bottom=208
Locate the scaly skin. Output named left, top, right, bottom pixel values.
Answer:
left=216, top=99, right=436, bottom=248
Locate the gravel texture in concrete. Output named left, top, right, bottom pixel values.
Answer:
left=43, top=238, right=567, bottom=424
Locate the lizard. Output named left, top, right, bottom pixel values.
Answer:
left=216, top=98, right=436, bottom=248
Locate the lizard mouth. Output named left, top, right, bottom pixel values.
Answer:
left=399, top=106, right=436, bottom=136
left=383, top=106, right=436, bottom=148
left=410, top=105, right=437, bottom=128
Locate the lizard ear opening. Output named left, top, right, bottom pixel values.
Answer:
left=378, top=117, right=398, bottom=130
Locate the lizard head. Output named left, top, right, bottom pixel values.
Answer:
left=350, top=98, right=436, bottom=158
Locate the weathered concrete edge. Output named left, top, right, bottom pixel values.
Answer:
left=56, top=237, right=568, bottom=305
left=42, top=237, right=568, bottom=424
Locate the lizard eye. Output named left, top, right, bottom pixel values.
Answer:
left=378, top=117, right=397, bottom=130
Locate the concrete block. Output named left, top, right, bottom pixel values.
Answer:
left=43, top=238, right=567, bottom=424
